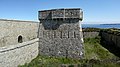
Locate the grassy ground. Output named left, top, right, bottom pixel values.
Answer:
left=84, top=36, right=117, bottom=60
left=19, top=37, right=120, bottom=67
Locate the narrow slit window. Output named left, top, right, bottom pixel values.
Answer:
left=60, top=31, right=62, bottom=38
left=68, top=31, right=69, bottom=38
left=74, top=32, right=76, bottom=38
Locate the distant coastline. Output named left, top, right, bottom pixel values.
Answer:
left=82, top=24, right=120, bottom=29
left=101, top=23, right=120, bottom=25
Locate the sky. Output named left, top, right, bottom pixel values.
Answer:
left=0, top=0, right=120, bottom=24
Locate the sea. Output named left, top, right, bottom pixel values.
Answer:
left=82, top=24, right=120, bottom=29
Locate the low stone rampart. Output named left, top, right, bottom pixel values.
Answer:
left=0, top=38, right=39, bottom=67
left=83, top=32, right=99, bottom=38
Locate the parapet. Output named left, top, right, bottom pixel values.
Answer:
left=38, top=8, right=83, bottom=21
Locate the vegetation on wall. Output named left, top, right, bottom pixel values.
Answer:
left=82, top=28, right=101, bottom=32
left=83, top=27, right=120, bottom=35
left=100, top=28, right=120, bottom=36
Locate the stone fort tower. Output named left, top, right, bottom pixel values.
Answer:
left=38, top=8, right=84, bottom=58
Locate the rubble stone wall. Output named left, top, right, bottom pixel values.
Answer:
left=100, top=32, right=120, bottom=48
left=0, top=38, right=39, bottom=67
left=83, top=32, right=99, bottom=38
left=0, top=19, right=38, bottom=47
left=38, top=20, right=84, bottom=58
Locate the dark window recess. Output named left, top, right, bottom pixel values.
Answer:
left=74, top=32, right=76, bottom=38
left=68, top=31, right=69, bottom=38
left=18, top=35, right=23, bottom=43
left=54, top=31, right=56, bottom=38
left=60, top=31, right=62, bottom=38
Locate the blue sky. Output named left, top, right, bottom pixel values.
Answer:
left=0, top=0, right=120, bottom=24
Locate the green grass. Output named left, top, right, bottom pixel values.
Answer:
left=84, top=36, right=117, bottom=60
left=19, top=36, right=120, bottom=67
left=18, top=55, right=81, bottom=67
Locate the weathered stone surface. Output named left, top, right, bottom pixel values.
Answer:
left=100, top=32, right=120, bottom=48
left=83, top=32, right=99, bottom=38
left=0, top=19, right=39, bottom=47
left=39, top=8, right=83, bottom=20
left=38, top=8, right=84, bottom=59
left=0, top=38, right=39, bottom=67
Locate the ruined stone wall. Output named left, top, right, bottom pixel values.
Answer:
left=100, top=32, right=120, bottom=48
left=38, top=20, right=84, bottom=58
left=0, top=19, right=39, bottom=47
left=0, top=38, right=39, bottom=67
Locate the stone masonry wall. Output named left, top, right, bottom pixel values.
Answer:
left=83, top=32, right=99, bottom=38
left=100, top=32, right=120, bottom=48
left=38, top=20, right=84, bottom=58
left=0, top=38, right=39, bottom=67
left=0, top=19, right=39, bottom=47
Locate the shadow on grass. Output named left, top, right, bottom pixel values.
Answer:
left=99, top=31, right=120, bottom=58
left=100, top=39, right=120, bottom=58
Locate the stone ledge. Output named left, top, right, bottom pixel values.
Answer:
left=0, top=19, right=39, bottom=23
left=0, top=38, right=39, bottom=53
